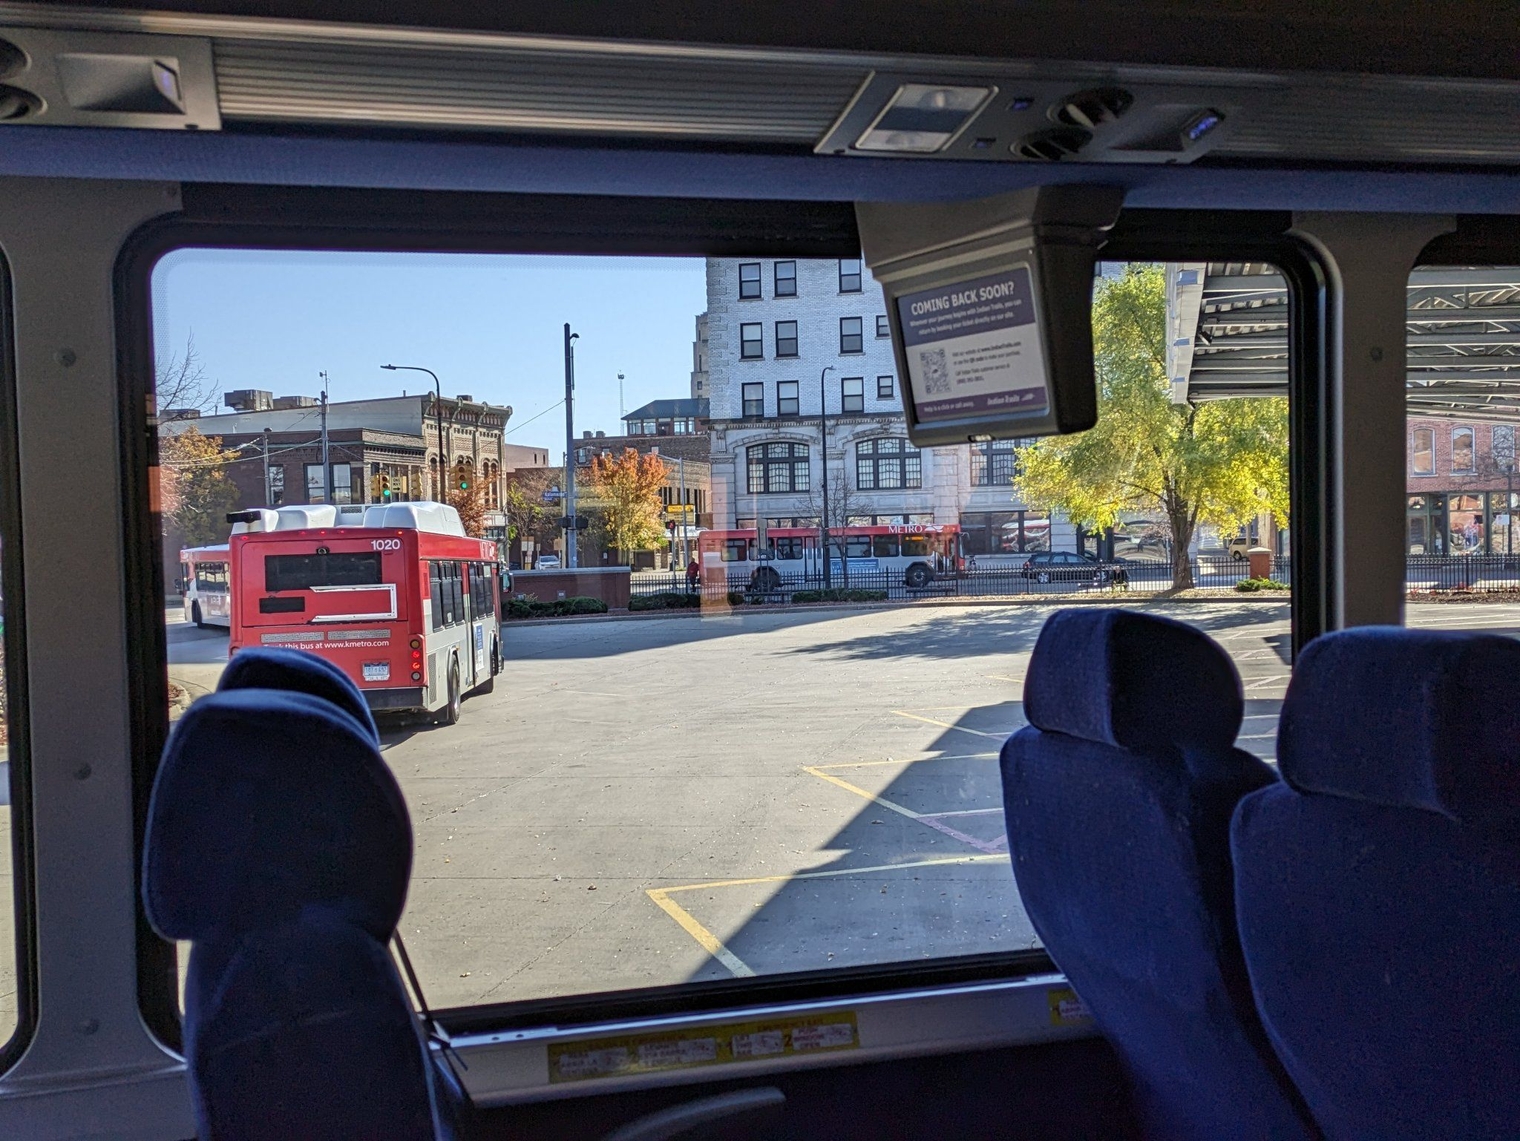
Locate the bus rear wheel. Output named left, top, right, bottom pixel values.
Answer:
left=438, top=659, right=461, bottom=726
left=191, top=602, right=204, bottom=629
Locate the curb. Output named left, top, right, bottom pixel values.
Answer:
left=505, top=591, right=1291, bottom=628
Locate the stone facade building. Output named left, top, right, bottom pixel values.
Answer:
left=700, top=256, right=1058, bottom=554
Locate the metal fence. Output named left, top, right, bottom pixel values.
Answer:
left=1406, top=555, right=1520, bottom=591
left=625, top=556, right=1293, bottom=605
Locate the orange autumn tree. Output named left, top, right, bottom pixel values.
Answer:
left=584, top=447, right=669, bottom=563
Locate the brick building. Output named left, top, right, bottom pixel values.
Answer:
left=1407, top=417, right=1520, bottom=555
left=165, top=392, right=513, bottom=510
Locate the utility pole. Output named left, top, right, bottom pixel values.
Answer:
left=262, top=427, right=272, bottom=506
left=819, top=364, right=836, bottom=588
left=564, top=324, right=579, bottom=568
left=618, top=371, right=625, bottom=421
left=318, top=373, right=330, bottom=505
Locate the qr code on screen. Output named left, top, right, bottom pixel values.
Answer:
left=919, top=348, right=950, bottom=394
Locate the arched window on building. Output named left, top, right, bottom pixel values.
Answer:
left=746, top=441, right=809, bottom=494
left=1411, top=426, right=1434, bottom=474
left=856, top=437, right=921, bottom=490
left=1451, top=426, right=1475, bottom=473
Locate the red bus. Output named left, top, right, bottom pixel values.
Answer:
left=698, top=523, right=960, bottom=590
left=228, top=502, right=504, bottom=724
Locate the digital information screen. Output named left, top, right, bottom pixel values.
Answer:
left=896, top=265, right=1051, bottom=425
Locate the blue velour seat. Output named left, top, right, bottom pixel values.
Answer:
left=143, top=684, right=442, bottom=1141
left=1001, top=609, right=1318, bottom=1141
left=218, top=646, right=379, bottom=744
left=1232, top=627, right=1520, bottom=1141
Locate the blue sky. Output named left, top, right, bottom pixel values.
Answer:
left=151, top=250, right=708, bottom=453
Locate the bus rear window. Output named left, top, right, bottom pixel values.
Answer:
left=265, top=552, right=382, bottom=592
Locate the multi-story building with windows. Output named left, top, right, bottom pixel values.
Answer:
left=702, top=256, right=1061, bottom=553
left=1407, top=417, right=1520, bottom=555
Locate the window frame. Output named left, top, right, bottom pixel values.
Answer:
left=747, top=440, right=810, bottom=494
left=877, top=375, right=894, bottom=399
left=840, top=376, right=865, bottom=413
left=839, top=257, right=862, bottom=293
left=738, top=261, right=761, bottom=299
left=856, top=436, right=921, bottom=490
left=1451, top=425, right=1475, bottom=473
left=739, top=321, right=763, bottom=359
left=876, top=314, right=890, bottom=337
left=773, top=259, right=797, bottom=297
left=839, top=316, right=864, bottom=354
left=1411, top=426, right=1435, bottom=475
left=777, top=380, right=799, bottom=417
left=775, top=319, right=798, bottom=358
left=741, top=382, right=764, bottom=418
left=970, top=438, right=1021, bottom=487
left=115, top=193, right=1328, bottom=1058
left=0, top=251, right=36, bottom=1071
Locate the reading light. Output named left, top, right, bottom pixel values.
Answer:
left=855, top=83, right=994, bottom=154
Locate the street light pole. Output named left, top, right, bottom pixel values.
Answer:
left=818, top=364, right=836, bottom=589
left=381, top=364, right=444, bottom=498
left=564, top=324, right=580, bottom=569
left=262, top=427, right=272, bottom=505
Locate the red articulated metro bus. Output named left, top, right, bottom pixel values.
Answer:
left=228, top=502, right=504, bottom=724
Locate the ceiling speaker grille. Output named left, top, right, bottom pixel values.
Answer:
left=213, top=40, right=864, bottom=141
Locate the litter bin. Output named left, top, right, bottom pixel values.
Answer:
left=1247, top=546, right=1273, bottom=581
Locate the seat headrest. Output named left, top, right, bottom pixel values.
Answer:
left=219, top=647, right=378, bottom=744
left=1023, top=609, right=1243, bottom=752
left=1280, top=627, right=1520, bottom=826
left=143, top=688, right=411, bottom=942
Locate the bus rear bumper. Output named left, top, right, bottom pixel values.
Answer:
left=362, top=686, right=428, bottom=712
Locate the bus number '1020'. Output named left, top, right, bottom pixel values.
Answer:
left=372, top=538, right=402, bottom=551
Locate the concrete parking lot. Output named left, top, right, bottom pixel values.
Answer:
left=6, top=598, right=1519, bottom=1034
left=170, top=598, right=1296, bottom=1011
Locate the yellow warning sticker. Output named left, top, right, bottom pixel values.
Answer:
left=1048, top=987, right=1093, bottom=1026
left=547, top=1011, right=859, bottom=1083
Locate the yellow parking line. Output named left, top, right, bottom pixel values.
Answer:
left=646, top=889, right=756, bottom=978
left=891, top=710, right=1005, bottom=738
left=648, top=854, right=1010, bottom=977
left=661, top=853, right=1010, bottom=895
left=801, top=766, right=921, bottom=819
left=813, top=753, right=999, bottom=770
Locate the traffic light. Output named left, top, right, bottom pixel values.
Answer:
left=380, top=472, right=392, bottom=500
left=665, top=520, right=676, bottom=535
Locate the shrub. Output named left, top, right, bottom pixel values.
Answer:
left=506, top=593, right=608, bottom=618
left=791, top=588, right=888, bottom=604
left=630, top=592, right=700, bottom=611
left=1235, top=577, right=1289, bottom=593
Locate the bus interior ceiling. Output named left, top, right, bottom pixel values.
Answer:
left=0, top=3, right=1518, bottom=1140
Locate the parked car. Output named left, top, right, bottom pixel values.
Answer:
left=535, top=554, right=561, bottom=570
left=1021, top=551, right=1129, bottom=586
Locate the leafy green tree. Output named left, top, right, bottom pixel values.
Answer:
left=1014, top=263, right=1288, bottom=588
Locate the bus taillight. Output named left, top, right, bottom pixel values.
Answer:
left=410, top=635, right=423, bottom=680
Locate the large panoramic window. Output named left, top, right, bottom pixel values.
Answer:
left=747, top=440, right=809, bottom=493
left=970, top=439, right=1021, bottom=486
left=144, top=250, right=1292, bottom=1025
left=857, top=437, right=921, bottom=490
left=1406, top=265, right=1520, bottom=627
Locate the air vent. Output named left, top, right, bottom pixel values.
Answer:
left=0, top=38, right=24, bottom=79
left=1013, top=127, right=1091, bottom=161
left=0, top=85, right=39, bottom=120
left=1055, top=87, right=1134, bottom=129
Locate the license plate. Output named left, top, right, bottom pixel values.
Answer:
left=362, top=662, right=390, bottom=682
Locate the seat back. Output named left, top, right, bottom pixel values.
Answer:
left=218, top=646, right=379, bottom=744
left=144, top=686, right=438, bottom=1141
left=1002, top=609, right=1316, bottom=1141
left=1232, top=627, right=1520, bottom=1141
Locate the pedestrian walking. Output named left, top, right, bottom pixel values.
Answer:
left=685, top=557, right=700, bottom=594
